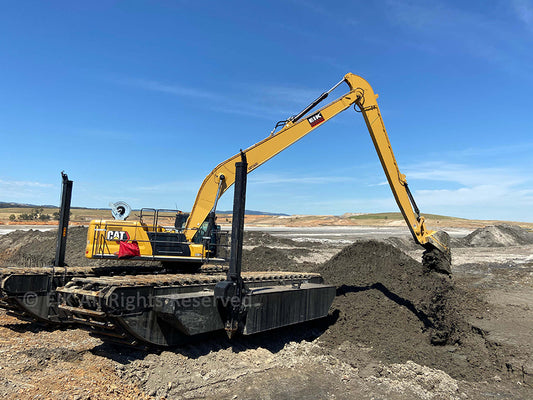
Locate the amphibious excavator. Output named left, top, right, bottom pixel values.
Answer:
left=0, top=73, right=451, bottom=347
left=0, top=173, right=175, bottom=324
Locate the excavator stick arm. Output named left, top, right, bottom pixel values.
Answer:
left=185, top=73, right=451, bottom=275
left=343, top=74, right=451, bottom=269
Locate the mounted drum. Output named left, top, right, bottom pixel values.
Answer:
left=109, top=201, right=131, bottom=220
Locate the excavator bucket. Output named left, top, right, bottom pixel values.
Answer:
left=423, top=230, right=452, bottom=275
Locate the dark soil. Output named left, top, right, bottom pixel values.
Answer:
left=242, top=232, right=317, bottom=272
left=242, top=246, right=295, bottom=271
left=0, top=227, right=93, bottom=268
left=243, top=231, right=305, bottom=248
left=315, top=240, right=513, bottom=381
left=242, top=245, right=316, bottom=272
left=20, top=347, right=84, bottom=371
left=0, top=227, right=159, bottom=269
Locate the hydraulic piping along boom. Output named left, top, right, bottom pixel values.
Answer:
left=185, top=73, right=451, bottom=270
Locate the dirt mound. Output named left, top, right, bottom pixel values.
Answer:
left=317, top=240, right=457, bottom=344
left=0, top=227, right=162, bottom=269
left=242, top=246, right=295, bottom=272
left=244, top=231, right=302, bottom=248
left=382, top=236, right=421, bottom=252
left=241, top=246, right=315, bottom=273
left=242, top=232, right=319, bottom=272
left=462, top=224, right=533, bottom=247
left=316, top=240, right=509, bottom=381
left=0, top=227, right=107, bottom=268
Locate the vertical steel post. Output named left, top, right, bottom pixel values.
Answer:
left=214, top=152, right=248, bottom=337
left=228, top=152, right=247, bottom=283
left=54, top=172, right=73, bottom=268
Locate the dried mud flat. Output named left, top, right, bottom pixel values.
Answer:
left=0, top=225, right=532, bottom=399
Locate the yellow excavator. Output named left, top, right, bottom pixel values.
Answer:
left=85, top=73, right=450, bottom=273
left=1, top=73, right=451, bottom=346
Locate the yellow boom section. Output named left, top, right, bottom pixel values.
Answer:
left=184, top=75, right=358, bottom=240
left=184, top=73, right=448, bottom=256
left=343, top=74, right=447, bottom=252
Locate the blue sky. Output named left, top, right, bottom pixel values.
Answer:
left=1, top=0, right=532, bottom=221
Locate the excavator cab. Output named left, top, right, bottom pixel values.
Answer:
left=85, top=208, right=227, bottom=264
left=193, top=215, right=224, bottom=258
left=174, top=212, right=189, bottom=231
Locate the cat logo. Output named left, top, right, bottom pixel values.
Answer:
left=106, top=230, right=130, bottom=242
left=307, top=111, right=325, bottom=127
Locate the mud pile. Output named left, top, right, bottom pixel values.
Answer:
left=0, top=227, right=94, bottom=268
left=244, top=231, right=301, bottom=248
left=242, top=232, right=317, bottom=272
left=317, top=240, right=457, bottom=344
left=382, top=236, right=421, bottom=251
left=316, top=240, right=507, bottom=381
left=461, top=224, right=533, bottom=247
left=242, top=246, right=316, bottom=272
left=242, top=246, right=295, bottom=271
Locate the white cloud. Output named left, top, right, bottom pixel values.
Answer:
left=115, top=78, right=221, bottom=100
left=405, top=162, right=527, bottom=187
left=441, top=142, right=533, bottom=159
left=511, top=0, right=533, bottom=29
left=413, top=185, right=533, bottom=220
left=0, top=179, right=55, bottom=204
left=113, top=76, right=323, bottom=120
left=0, top=179, right=53, bottom=189
left=404, top=161, right=533, bottom=220
left=249, top=173, right=356, bottom=185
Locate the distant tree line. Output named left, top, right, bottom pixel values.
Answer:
left=9, top=207, right=62, bottom=221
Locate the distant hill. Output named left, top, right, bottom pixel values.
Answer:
left=0, top=201, right=56, bottom=209
left=218, top=210, right=289, bottom=216
left=0, top=202, right=288, bottom=216
left=348, top=212, right=463, bottom=221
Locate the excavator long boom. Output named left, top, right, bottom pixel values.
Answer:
left=185, top=73, right=450, bottom=269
